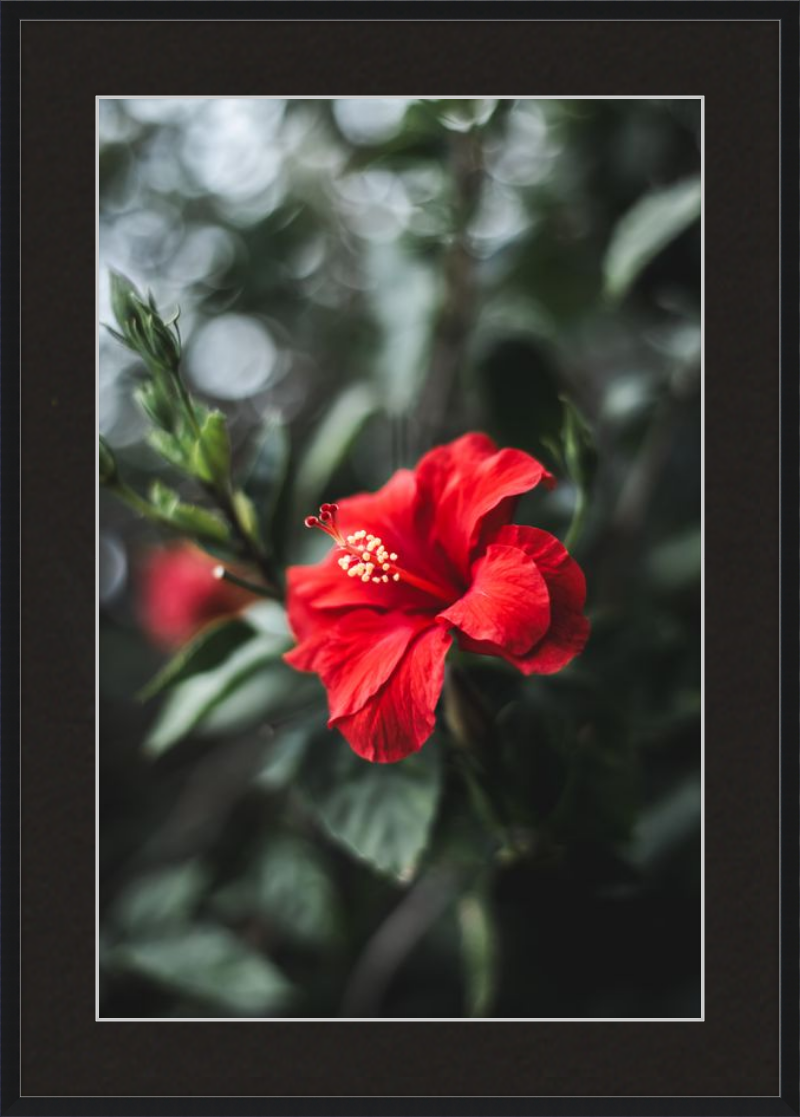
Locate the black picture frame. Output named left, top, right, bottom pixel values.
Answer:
left=3, top=5, right=797, bottom=1113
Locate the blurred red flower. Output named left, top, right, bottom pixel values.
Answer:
left=138, top=542, right=254, bottom=651
left=285, top=433, right=590, bottom=763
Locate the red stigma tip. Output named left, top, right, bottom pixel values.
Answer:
left=319, top=510, right=332, bottom=523
left=304, top=515, right=319, bottom=528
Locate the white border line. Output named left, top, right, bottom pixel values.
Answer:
left=95, top=94, right=705, bottom=1027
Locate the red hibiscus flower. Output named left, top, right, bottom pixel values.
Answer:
left=285, top=433, right=590, bottom=763
left=138, top=542, right=255, bottom=651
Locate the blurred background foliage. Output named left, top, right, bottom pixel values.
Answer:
left=99, top=98, right=701, bottom=1019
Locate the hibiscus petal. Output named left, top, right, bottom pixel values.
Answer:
left=286, top=467, right=459, bottom=622
left=414, top=433, right=555, bottom=573
left=457, top=526, right=589, bottom=674
left=285, top=609, right=434, bottom=721
left=492, top=525, right=587, bottom=611
left=332, top=623, right=452, bottom=763
left=439, top=543, right=551, bottom=655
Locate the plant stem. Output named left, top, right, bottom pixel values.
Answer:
left=212, top=565, right=273, bottom=598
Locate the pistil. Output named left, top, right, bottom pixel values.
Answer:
left=304, top=503, right=453, bottom=604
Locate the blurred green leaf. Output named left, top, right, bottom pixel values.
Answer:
left=649, top=527, right=702, bottom=592
left=144, top=635, right=287, bottom=756
left=214, top=835, right=341, bottom=948
left=292, top=384, right=377, bottom=517
left=110, top=862, right=208, bottom=935
left=243, top=415, right=290, bottom=545
left=299, top=736, right=443, bottom=879
left=196, top=661, right=317, bottom=739
left=138, top=618, right=255, bottom=701
left=627, top=774, right=700, bottom=874
left=255, top=719, right=317, bottom=791
left=604, top=176, right=701, bottom=300
left=232, top=489, right=261, bottom=547
left=110, top=924, right=293, bottom=1015
left=458, top=889, right=498, bottom=1017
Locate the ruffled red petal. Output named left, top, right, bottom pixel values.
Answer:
left=331, top=623, right=452, bottom=763
left=414, top=433, right=555, bottom=574
left=457, top=525, right=589, bottom=674
left=439, top=543, right=551, bottom=655
left=285, top=609, right=435, bottom=722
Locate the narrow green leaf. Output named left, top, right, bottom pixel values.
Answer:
left=144, top=636, right=284, bottom=755
left=604, top=176, right=701, bottom=300
left=299, top=735, right=443, bottom=879
left=232, top=490, right=261, bottom=547
left=138, top=617, right=255, bottom=701
left=110, top=924, right=293, bottom=1015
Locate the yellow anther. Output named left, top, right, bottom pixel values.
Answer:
left=382, top=562, right=390, bottom=571
left=382, top=575, right=389, bottom=583
left=393, top=573, right=400, bottom=582
left=372, top=576, right=381, bottom=584
left=389, top=552, right=398, bottom=561
left=361, top=573, right=370, bottom=583
left=361, top=551, right=370, bottom=561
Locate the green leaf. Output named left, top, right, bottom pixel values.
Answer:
left=299, top=735, right=443, bottom=879
left=196, top=661, right=316, bottom=739
left=232, top=490, right=261, bottom=547
left=148, top=480, right=231, bottom=544
left=604, top=176, right=701, bottom=300
left=136, top=381, right=175, bottom=431
left=458, top=889, right=498, bottom=1017
left=147, top=430, right=187, bottom=471
left=138, top=617, right=255, bottom=701
left=144, top=636, right=286, bottom=756
left=190, top=409, right=230, bottom=484
left=110, top=924, right=293, bottom=1015
left=255, top=719, right=317, bottom=791
left=242, top=415, right=290, bottom=544
left=213, top=835, right=341, bottom=948
left=291, top=384, right=377, bottom=520
left=110, top=862, right=208, bottom=935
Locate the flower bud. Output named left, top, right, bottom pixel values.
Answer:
left=109, top=271, right=181, bottom=373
